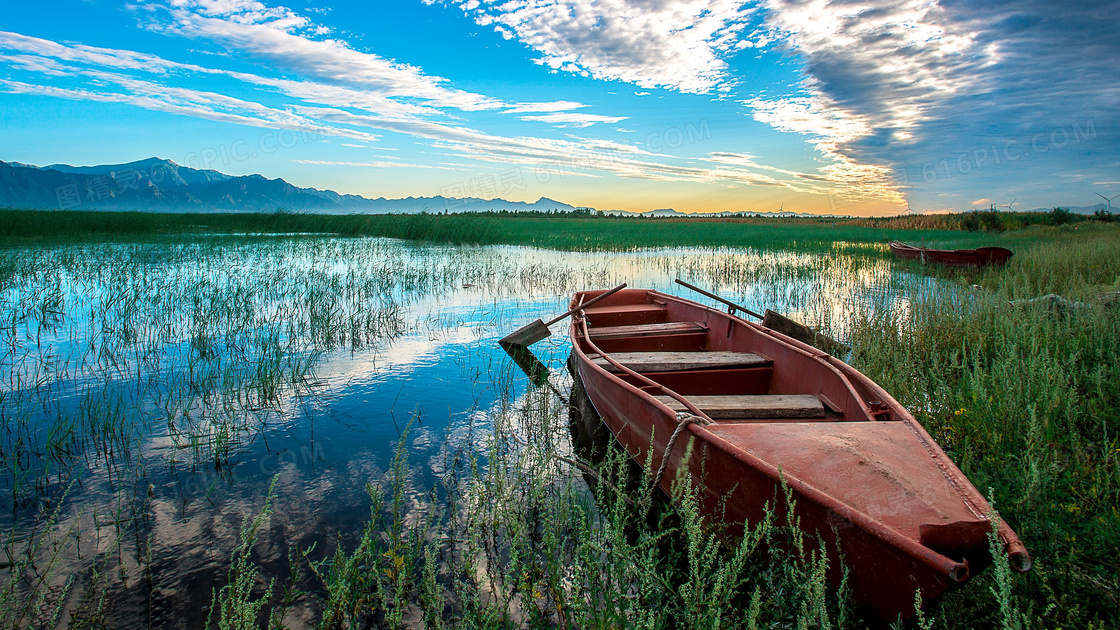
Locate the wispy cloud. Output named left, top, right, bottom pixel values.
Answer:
left=503, top=101, right=588, bottom=114
left=517, top=112, right=628, bottom=128
left=0, top=76, right=376, bottom=141
left=154, top=0, right=507, bottom=112
left=0, top=8, right=828, bottom=196
left=292, top=159, right=456, bottom=169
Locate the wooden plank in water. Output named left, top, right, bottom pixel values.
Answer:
left=591, top=351, right=770, bottom=373
left=589, top=321, right=708, bottom=340
left=653, top=394, right=827, bottom=419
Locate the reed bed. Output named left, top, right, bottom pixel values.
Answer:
left=5, top=207, right=1106, bottom=253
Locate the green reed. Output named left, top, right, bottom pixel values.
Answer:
left=3, top=207, right=1093, bottom=253
left=849, top=224, right=1120, bottom=628
left=230, top=381, right=860, bottom=629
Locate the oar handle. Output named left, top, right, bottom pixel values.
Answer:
left=675, top=279, right=764, bottom=320
left=544, top=283, right=627, bottom=326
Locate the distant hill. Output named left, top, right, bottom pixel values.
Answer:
left=0, top=158, right=579, bottom=214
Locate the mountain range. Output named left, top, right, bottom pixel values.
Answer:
left=2, top=158, right=1111, bottom=216
left=0, top=157, right=579, bottom=214
left=0, top=157, right=812, bottom=216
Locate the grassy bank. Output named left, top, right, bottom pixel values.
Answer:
left=849, top=223, right=1120, bottom=627
left=1, top=207, right=1110, bottom=251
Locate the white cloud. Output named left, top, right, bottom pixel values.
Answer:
left=518, top=112, right=627, bottom=128
left=452, top=0, right=757, bottom=93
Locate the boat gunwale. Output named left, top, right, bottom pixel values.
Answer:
left=569, top=287, right=1030, bottom=579
left=888, top=241, right=1014, bottom=267
left=571, top=335, right=973, bottom=584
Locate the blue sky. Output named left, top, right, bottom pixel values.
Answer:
left=1, top=0, right=1117, bottom=215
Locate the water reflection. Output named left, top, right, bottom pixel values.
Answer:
left=0, top=236, right=928, bottom=627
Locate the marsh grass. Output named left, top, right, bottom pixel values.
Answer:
left=850, top=224, right=1120, bottom=627
left=2, top=208, right=1093, bottom=253
left=235, top=385, right=860, bottom=629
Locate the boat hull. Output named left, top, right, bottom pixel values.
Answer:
left=890, top=242, right=1013, bottom=268
left=568, top=288, right=1029, bottom=622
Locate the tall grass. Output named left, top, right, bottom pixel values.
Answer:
left=237, top=388, right=860, bottom=629
left=849, top=224, right=1120, bottom=627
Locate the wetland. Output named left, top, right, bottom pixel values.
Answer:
left=1, top=217, right=1118, bottom=628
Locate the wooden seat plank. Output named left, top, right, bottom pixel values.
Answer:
left=581, top=303, right=669, bottom=326
left=591, top=351, right=770, bottom=373
left=582, top=304, right=667, bottom=316
left=589, top=321, right=708, bottom=340
left=654, top=394, right=826, bottom=419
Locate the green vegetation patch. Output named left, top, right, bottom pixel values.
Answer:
left=3, top=207, right=1112, bottom=252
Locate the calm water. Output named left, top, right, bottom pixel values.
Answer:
left=0, top=236, right=924, bottom=627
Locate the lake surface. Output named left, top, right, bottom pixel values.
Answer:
left=0, top=236, right=923, bottom=627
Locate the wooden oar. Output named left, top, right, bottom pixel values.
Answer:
left=674, top=279, right=763, bottom=319
left=500, top=283, right=627, bottom=347
left=674, top=278, right=849, bottom=354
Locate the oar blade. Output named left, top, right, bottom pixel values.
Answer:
left=499, top=319, right=550, bottom=346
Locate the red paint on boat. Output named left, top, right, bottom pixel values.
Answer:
left=890, top=241, right=1013, bottom=268
left=568, top=288, right=1029, bottom=622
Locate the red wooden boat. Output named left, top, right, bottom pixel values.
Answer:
left=568, top=288, right=1030, bottom=621
left=889, top=241, right=1013, bottom=268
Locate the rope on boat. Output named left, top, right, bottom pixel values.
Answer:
left=652, top=412, right=709, bottom=489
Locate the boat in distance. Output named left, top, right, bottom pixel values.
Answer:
left=889, top=241, right=1013, bottom=268
left=567, top=287, right=1030, bottom=621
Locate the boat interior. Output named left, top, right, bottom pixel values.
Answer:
left=577, top=292, right=851, bottom=424
left=574, top=290, right=997, bottom=551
